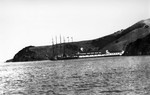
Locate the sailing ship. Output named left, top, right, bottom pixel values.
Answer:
left=51, top=36, right=124, bottom=60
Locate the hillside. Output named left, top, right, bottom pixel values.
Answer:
left=7, top=18, right=150, bottom=62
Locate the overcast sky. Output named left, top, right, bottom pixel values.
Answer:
left=0, top=0, right=149, bottom=62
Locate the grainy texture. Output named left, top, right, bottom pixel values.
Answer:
left=1, top=56, right=150, bottom=95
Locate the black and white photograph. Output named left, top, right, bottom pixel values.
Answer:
left=0, top=0, right=150, bottom=95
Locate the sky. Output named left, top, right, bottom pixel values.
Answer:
left=0, top=0, right=149, bottom=62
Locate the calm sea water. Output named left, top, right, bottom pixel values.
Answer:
left=1, top=57, right=150, bottom=95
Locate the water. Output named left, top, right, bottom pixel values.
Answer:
left=1, top=57, right=150, bottom=95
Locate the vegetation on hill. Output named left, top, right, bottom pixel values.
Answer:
left=6, top=18, right=150, bottom=62
left=124, top=33, right=150, bottom=55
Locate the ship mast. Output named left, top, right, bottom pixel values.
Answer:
left=60, top=35, right=62, bottom=56
left=52, top=37, right=54, bottom=58
left=55, top=36, right=58, bottom=57
left=63, top=36, right=66, bottom=57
